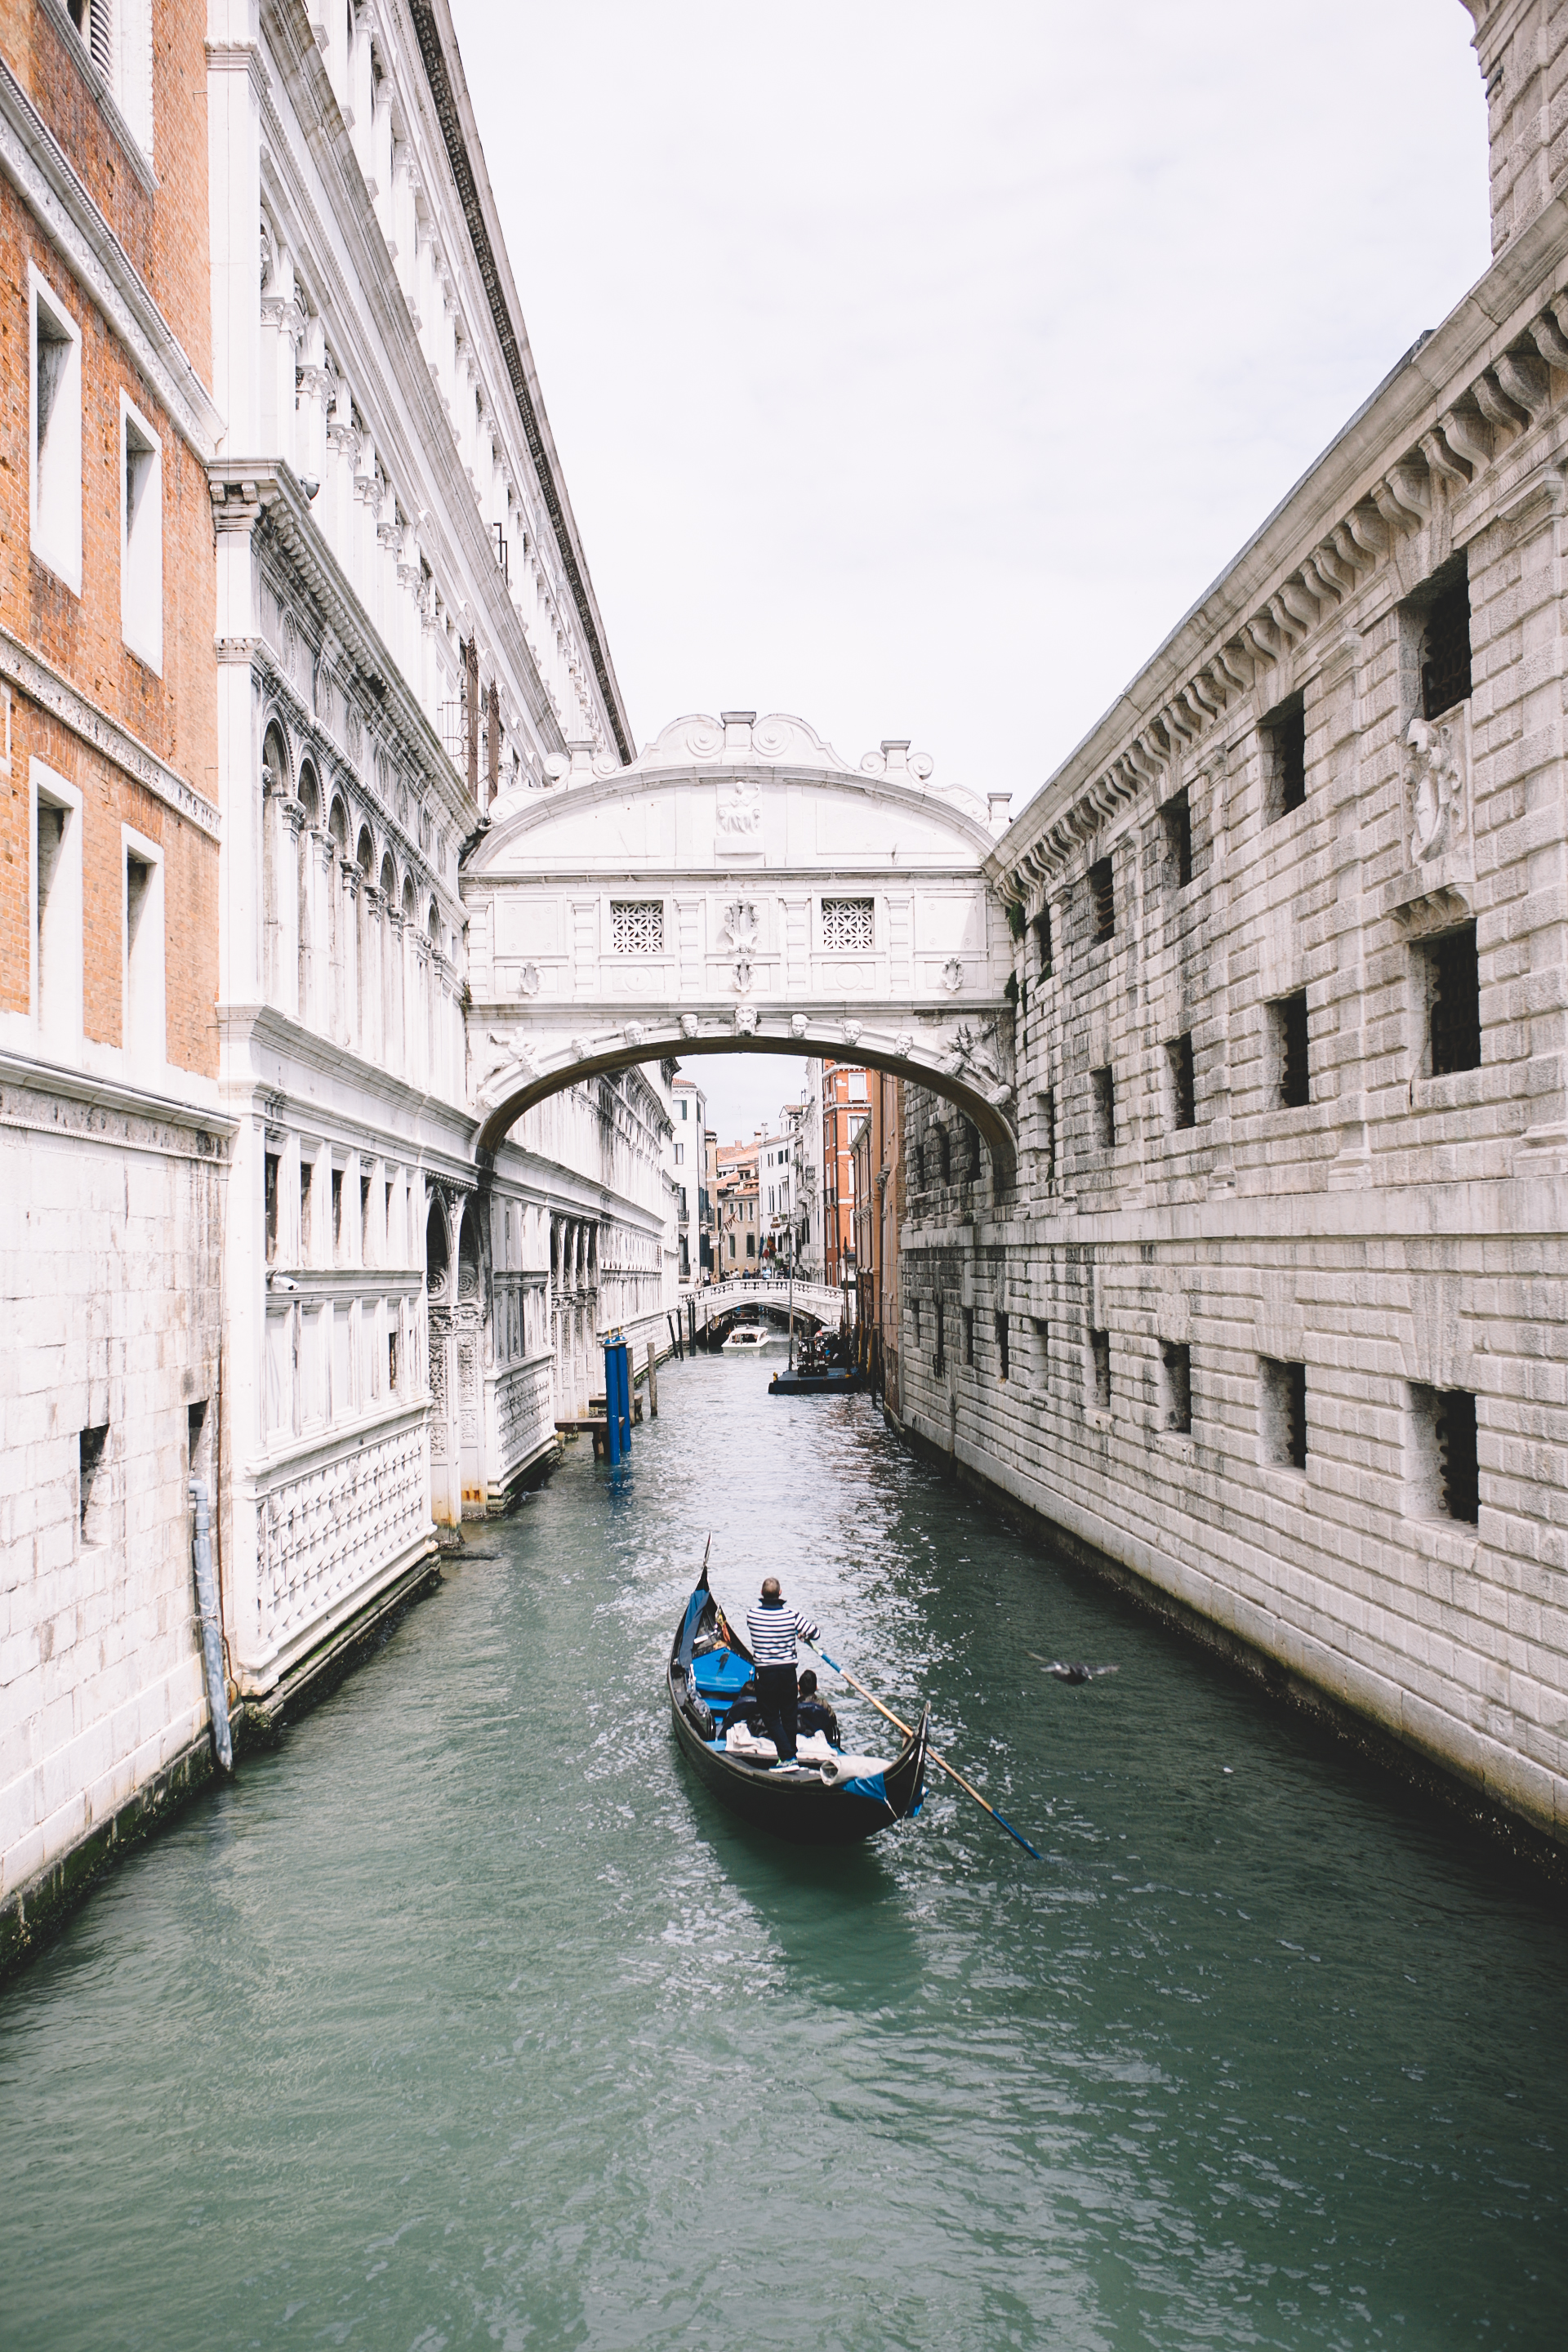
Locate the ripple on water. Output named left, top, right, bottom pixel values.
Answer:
left=1, top=1353, right=1566, bottom=2350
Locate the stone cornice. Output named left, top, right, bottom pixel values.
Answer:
left=0, top=1044, right=234, bottom=1156
left=0, top=56, right=222, bottom=461
left=0, top=623, right=222, bottom=840
left=403, top=0, right=634, bottom=764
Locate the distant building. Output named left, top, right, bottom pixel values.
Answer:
left=670, top=1073, right=707, bottom=1283
left=850, top=1071, right=903, bottom=1413
left=822, top=1060, right=870, bottom=1291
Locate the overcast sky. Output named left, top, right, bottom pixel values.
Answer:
left=450, top=0, right=1491, bottom=1144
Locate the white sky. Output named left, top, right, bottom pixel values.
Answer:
left=449, top=0, right=1492, bottom=1144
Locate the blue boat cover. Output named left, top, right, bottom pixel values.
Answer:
left=839, top=1771, right=889, bottom=1804
left=690, top=1647, right=754, bottom=1703
left=676, top=1584, right=708, bottom=1668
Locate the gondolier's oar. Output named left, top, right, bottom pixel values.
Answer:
left=812, top=1646, right=1042, bottom=1861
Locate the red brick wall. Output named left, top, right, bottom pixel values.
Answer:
left=0, top=0, right=214, bottom=376
left=0, top=5, right=218, bottom=1072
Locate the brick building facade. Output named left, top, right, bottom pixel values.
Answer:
left=1, top=0, right=228, bottom=1940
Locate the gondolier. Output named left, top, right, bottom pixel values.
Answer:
left=746, top=1577, right=818, bottom=1766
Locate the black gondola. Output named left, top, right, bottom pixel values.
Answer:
left=767, top=1364, right=862, bottom=1396
left=667, top=1566, right=928, bottom=1844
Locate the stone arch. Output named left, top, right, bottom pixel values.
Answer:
left=355, top=822, right=376, bottom=877
left=401, top=873, right=416, bottom=920
left=295, top=757, right=321, bottom=829
left=473, top=1027, right=1017, bottom=1189
left=327, top=793, right=349, bottom=852
left=261, top=716, right=292, bottom=800
left=425, top=1190, right=452, bottom=1302
left=379, top=850, right=396, bottom=900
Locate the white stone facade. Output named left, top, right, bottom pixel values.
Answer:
left=902, top=1, right=1568, bottom=1855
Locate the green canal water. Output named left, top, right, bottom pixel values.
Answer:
left=3, top=1356, right=1566, bottom=2350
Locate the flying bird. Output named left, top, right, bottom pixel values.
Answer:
left=1033, top=1656, right=1119, bottom=1684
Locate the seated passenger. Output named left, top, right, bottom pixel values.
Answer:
left=720, top=1698, right=767, bottom=1738
left=795, top=1669, right=840, bottom=1748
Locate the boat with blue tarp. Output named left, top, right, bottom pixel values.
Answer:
left=667, top=1564, right=929, bottom=1843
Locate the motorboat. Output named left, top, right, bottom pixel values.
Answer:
left=722, top=1323, right=785, bottom=1352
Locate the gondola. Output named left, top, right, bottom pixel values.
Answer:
left=667, top=1565, right=929, bottom=1844
left=767, top=1362, right=862, bottom=1396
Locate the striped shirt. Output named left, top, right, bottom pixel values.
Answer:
left=746, top=1601, right=819, bottom=1668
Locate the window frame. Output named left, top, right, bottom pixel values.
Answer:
left=30, top=265, right=83, bottom=596
left=119, top=390, right=163, bottom=672
left=31, top=760, right=84, bottom=1046
left=121, top=822, right=166, bottom=1066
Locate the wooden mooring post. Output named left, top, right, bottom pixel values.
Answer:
left=647, top=1339, right=659, bottom=1419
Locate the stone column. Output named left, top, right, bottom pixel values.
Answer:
left=274, top=792, right=305, bottom=1018
left=340, top=858, right=361, bottom=1052
left=386, top=907, right=405, bottom=1077
left=361, top=883, right=385, bottom=1068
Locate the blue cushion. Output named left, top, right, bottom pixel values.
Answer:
left=691, top=1648, right=753, bottom=1702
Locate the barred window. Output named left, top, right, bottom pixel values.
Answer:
left=822, top=897, right=874, bottom=951
left=611, top=900, right=664, bottom=955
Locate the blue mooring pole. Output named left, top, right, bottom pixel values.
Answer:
left=604, top=1332, right=630, bottom=1463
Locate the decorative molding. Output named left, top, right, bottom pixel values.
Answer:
left=0, top=625, right=221, bottom=840
left=35, top=0, right=157, bottom=188
left=0, top=56, right=220, bottom=459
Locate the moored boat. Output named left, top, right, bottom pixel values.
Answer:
left=767, top=1363, right=862, bottom=1396
left=667, top=1566, right=928, bottom=1844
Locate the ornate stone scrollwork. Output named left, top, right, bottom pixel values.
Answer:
left=941, top=956, right=964, bottom=993
left=519, top=961, right=541, bottom=997
left=723, top=898, right=759, bottom=947
left=733, top=954, right=754, bottom=995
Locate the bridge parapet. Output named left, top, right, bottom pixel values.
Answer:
left=684, top=1276, right=844, bottom=1331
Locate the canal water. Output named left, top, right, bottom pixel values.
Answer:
left=3, top=1355, right=1566, bottom=2350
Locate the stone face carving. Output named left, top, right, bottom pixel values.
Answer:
left=843, top=1020, right=862, bottom=1046
left=734, top=1004, right=759, bottom=1036
left=790, top=1013, right=809, bottom=1038
left=716, top=779, right=762, bottom=836
left=571, top=1036, right=591, bottom=1062
left=942, top=956, right=964, bottom=993
left=624, top=1022, right=645, bottom=1049
left=894, top=1031, right=915, bottom=1058
left=679, top=1013, right=700, bottom=1039
left=1407, top=712, right=1468, bottom=864
left=948, top=1019, right=1013, bottom=1105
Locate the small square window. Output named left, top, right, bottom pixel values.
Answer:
left=1162, top=791, right=1192, bottom=889
left=1089, top=857, right=1115, bottom=942
left=995, top=1312, right=1009, bottom=1381
left=911, top=1295, right=921, bottom=1348
left=1420, top=924, right=1481, bottom=1077
left=611, top=899, right=664, bottom=955
left=1161, top=1340, right=1192, bottom=1434
left=1089, top=1326, right=1111, bottom=1410
left=1263, top=695, right=1307, bottom=821
left=1409, top=1382, right=1479, bottom=1524
left=1091, top=1064, right=1116, bottom=1150
left=822, top=897, right=874, bottom=951
left=1269, top=992, right=1311, bottom=1110
left=1261, top=1357, right=1307, bottom=1470
left=1168, top=1033, right=1196, bottom=1130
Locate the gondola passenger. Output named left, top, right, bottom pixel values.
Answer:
left=795, top=1670, right=840, bottom=1748
left=746, top=1577, right=819, bottom=1766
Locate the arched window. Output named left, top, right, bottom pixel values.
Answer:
left=425, top=1195, right=449, bottom=1299
left=261, top=722, right=291, bottom=1005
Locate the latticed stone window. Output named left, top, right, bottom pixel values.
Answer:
left=822, top=897, right=874, bottom=951
left=611, top=900, right=664, bottom=955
